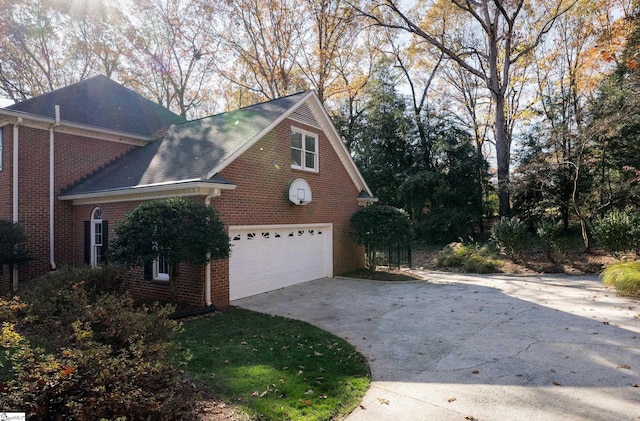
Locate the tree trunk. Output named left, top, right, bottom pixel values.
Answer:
left=494, top=93, right=511, bottom=217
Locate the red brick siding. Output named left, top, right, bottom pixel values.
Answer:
left=0, top=124, right=134, bottom=292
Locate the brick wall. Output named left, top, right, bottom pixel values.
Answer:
left=0, top=124, right=134, bottom=293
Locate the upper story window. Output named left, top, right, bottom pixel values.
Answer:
left=291, top=128, right=318, bottom=172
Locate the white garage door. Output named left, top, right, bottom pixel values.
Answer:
left=229, top=224, right=333, bottom=300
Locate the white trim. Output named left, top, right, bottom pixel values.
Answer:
left=153, top=256, right=170, bottom=281
left=59, top=181, right=236, bottom=205
left=90, top=207, right=103, bottom=267
left=0, top=109, right=152, bottom=146
left=290, top=126, right=318, bottom=172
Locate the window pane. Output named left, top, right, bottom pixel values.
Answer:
left=305, top=134, right=316, bottom=152
left=305, top=151, right=315, bottom=169
left=291, top=131, right=302, bottom=149
left=291, top=148, right=302, bottom=166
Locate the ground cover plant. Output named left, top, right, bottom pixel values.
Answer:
left=433, top=242, right=503, bottom=273
left=173, top=309, right=370, bottom=421
left=600, top=261, right=640, bottom=297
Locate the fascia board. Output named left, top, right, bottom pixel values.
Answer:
left=59, top=180, right=236, bottom=205
left=0, top=109, right=152, bottom=146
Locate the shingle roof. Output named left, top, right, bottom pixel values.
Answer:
left=5, top=75, right=185, bottom=136
left=61, top=91, right=311, bottom=196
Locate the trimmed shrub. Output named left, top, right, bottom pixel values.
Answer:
left=591, top=208, right=640, bottom=257
left=434, top=242, right=502, bottom=273
left=350, top=204, right=414, bottom=269
left=490, top=217, right=530, bottom=262
left=0, top=267, right=195, bottom=419
left=600, top=261, right=640, bottom=297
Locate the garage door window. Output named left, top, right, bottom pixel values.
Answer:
left=291, top=128, right=317, bottom=172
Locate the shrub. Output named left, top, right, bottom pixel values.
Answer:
left=591, top=208, right=640, bottom=257
left=350, top=204, right=414, bottom=268
left=434, top=242, right=502, bottom=273
left=536, top=219, right=565, bottom=263
left=0, top=267, right=194, bottom=419
left=490, top=217, right=530, bottom=262
left=600, top=261, right=640, bottom=297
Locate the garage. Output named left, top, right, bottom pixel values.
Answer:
left=229, top=224, right=333, bottom=300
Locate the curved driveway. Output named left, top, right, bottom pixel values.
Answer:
left=233, top=271, right=640, bottom=420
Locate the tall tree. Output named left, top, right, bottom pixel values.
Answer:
left=121, top=0, right=221, bottom=118
left=353, top=0, right=576, bottom=217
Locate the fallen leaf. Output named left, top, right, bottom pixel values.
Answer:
left=377, top=397, right=390, bottom=405
left=465, top=416, right=477, bottom=420
left=448, top=397, right=457, bottom=403
left=553, top=382, right=562, bottom=386
left=359, top=404, right=366, bottom=410
left=617, top=365, right=631, bottom=369
left=471, top=370, right=479, bottom=374
left=299, top=399, right=312, bottom=406
left=631, top=383, right=638, bottom=388
left=304, top=389, right=313, bottom=395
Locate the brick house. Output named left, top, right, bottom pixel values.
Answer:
left=0, top=75, right=375, bottom=309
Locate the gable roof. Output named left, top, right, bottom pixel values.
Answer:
left=60, top=90, right=373, bottom=203
left=5, top=75, right=185, bottom=137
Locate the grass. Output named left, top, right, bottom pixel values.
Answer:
left=600, top=261, right=640, bottom=296
left=172, top=309, right=370, bottom=420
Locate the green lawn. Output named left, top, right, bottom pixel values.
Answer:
left=172, top=309, right=370, bottom=420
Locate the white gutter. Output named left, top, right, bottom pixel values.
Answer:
left=204, top=189, right=222, bottom=307
left=49, top=106, right=60, bottom=271
left=12, top=117, right=22, bottom=291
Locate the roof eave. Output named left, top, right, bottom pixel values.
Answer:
left=0, top=108, right=153, bottom=145
left=58, top=180, right=237, bottom=206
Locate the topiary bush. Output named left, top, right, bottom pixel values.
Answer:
left=0, top=267, right=195, bottom=420
left=350, top=204, right=414, bottom=269
left=490, top=217, right=531, bottom=263
left=600, top=261, right=640, bottom=296
left=591, top=208, right=640, bottom=258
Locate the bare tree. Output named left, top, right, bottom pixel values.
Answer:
left=352, top=0, right=577, bottom=216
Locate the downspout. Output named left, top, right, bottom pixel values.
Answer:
left=12, top=117, right=22, bottom=291
left=49, top=106, right=60, bottom=271
left=204, top=189, right=221, bottom=307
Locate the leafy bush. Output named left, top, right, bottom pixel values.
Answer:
left=600, top=261, right=640, bottom=296
left=591, top=208, right=640, bottom=257
left=490, top=217, right=531, bottom=262
left=536, top=219, right=565, bottom=263
left=434, top=242, right=502, bottom=273
left=350, top=204, right=414, bottom=268
left=0, top=218, right=31, bottom=267
left=0, top=267, right=194, bottom=420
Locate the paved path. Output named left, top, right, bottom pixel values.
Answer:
left=233, top=271, right=640, bottom=420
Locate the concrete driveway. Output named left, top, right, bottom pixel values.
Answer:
left=232, top=271, right=640, bottom=420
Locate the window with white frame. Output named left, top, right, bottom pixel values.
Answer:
left=90, top=208, right=104, bottom=267
left=291, top=128, right=318, bottom=171
left=153, top=253, right=170, bottom=281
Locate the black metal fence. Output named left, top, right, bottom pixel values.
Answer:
left=373, top=243, right=412, bottom=268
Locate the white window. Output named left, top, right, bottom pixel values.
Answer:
left=0, top=128, right=3, bottom=171
left=291, top=128, right=318, bottom=172
left=153, top=254, right=170, bottom=281
left=90, top=208, right=104, bottom=267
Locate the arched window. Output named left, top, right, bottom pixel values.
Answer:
left=90, top=208, right=106, bottom=267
